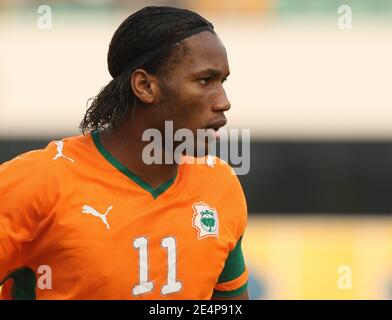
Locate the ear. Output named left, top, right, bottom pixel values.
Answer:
left=130, top=69, right=160, bottom=104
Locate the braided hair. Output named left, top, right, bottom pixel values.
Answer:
left=80, top=6, right=215, bottom=134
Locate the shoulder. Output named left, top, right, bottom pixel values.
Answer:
left=0, top=135, right=91, bottom=217
left=181, top=155, right=238, bottom=183
left=182, top=155, right=245, bottom=202
left=1, top=146, right=51, bottom=181
left=0, top=134, right=87, bottom=187
left=181, top=155, right=248, bottom=234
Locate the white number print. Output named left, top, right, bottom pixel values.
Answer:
left=132, top=237, right=154, bottom=295
left=161, top=237, right=182, bottom=295
left=132, top=236, right=182, bottom=296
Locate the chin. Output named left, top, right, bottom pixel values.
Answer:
left=176, top=137, right=216, bottom=159
left=194, top=141, right=215, bottom=157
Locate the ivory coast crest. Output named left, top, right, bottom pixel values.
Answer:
left=192, top=202, right=219, bottom=239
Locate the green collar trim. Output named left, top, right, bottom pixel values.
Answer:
left=91, top=131, right=176, bottom=199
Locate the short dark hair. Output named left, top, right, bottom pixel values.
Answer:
left=80, top=6, right=214, bottom=134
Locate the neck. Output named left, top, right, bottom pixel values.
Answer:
left=98, top=111, right=178, bottom=190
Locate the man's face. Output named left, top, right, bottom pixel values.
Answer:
left=153, top=31, right=231, bottom=156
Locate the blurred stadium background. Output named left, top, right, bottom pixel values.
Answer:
left=1, top=0, right=392, bottom=299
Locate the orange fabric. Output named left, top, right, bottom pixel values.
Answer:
left=0, top=134, right=247, bottom=299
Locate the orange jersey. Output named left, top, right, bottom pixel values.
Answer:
left=0, top=133, right=248, bottom=299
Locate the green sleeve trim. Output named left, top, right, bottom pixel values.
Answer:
left=213, top=282, right=248, bottom=298
left=1, top=267, right=36, bottom=300
left=217, top=236, right=245, bottom=283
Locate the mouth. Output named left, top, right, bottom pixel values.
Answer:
left=204, top=118, right=227, bottom=141
left=206, top=118, right=227, bottom=131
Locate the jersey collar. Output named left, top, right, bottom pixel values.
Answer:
left=91, top=131, right=177, bottom=199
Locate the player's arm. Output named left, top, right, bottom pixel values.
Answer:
left=0, top=154, right=51, bottom=282
left=211, top=236, right=249, bottom=300
left=211, top=163, right=249, bottom=300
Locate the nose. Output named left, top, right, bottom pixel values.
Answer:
left=212, top=86, right=231, bottom=112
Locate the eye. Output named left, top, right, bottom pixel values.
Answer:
left=222, top=77, right=228, bottom=84
left=198, top=77, right=212, bottom=86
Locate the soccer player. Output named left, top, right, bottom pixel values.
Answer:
left=0, top=6, right=248, bottom=300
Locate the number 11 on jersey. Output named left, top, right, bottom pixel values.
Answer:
left=132, top=236, right=182, bottom=296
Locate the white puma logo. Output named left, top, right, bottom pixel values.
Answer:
left=82, top=205, right=113, bottom=230
left=53, top=141, right=75, bottom=162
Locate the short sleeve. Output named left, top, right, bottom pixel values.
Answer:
left=213, top=236, right=248, bottom=297
left=0, top=151, right=53, bottom=282
left=213, top=169, right=248, bottom=297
